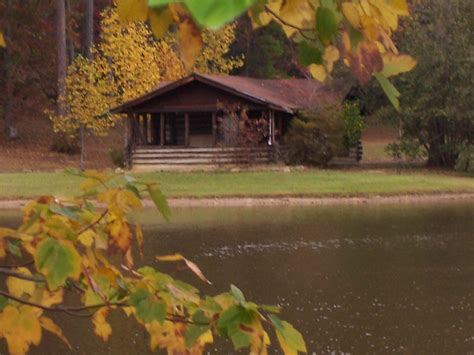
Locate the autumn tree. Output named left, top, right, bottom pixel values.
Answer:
left=49, top=5, right=243, bottom=165
left=49, top=7, right=184, bottom=144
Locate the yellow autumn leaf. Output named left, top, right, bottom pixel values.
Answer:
left=136, top=223, right=144, bottom=258
left=39, top=316, right=72, bottom=349
left=117, top=189, right=142, bottom=210
left=388, top=0, right=410, bottom=16
left=0, top=31, right=5, bottom=47
left=83, top=170, right=110, bottom=183
left=156, top=254, right=212, bottom=285
left=324, top=45, right=340, bottom=72
left=6, top=267, right=36, bottom=298
left=80, top=178, right=101, bottom=192
left=198, top=329, right=213, bottom=346
left=78, top=229, right=96, bottom=247
left=177, top=19, right=203, bottom=71
left=381, top=53, right=417, bottom=77
left=342, top=2, right=361, bottom=29
left=0, top=227, right=16, bottom=238
left=278, top=0, right=315, bottom=37
left=0, top=306, right=42, bottom=355
left=360, top=0, right=372, bottom=15
left=93, top=307, right=112, bottom=342
left=0, top=238, right=5, bottom=258
left=256, top=0, right=282, bottom=28
left=116, top=0, right=148, bottom=24
left=148, top=8, right=173, bottom=38
left=308, top=63, right=327, bottom=81
left=38, top=288, right=64, bottom=307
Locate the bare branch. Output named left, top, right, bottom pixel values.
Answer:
left=77, top=208, right=108, bottom=235
left=0, top=267, right=46, bottom=283
left=264, top=5, right=317, bottom=41
left=0, top=290, right=208, bottom=325
left=0, top=260, right=34, bottom=269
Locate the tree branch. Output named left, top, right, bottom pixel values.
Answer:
left=77, top=208, right=108, bottom=235
left=0, top=290, right=208, bottom=325
left=264, top=5, right=316, bottom=40
left=0, top=267, right=46, bottom=283
left=0, top=259, right=34, bottom=269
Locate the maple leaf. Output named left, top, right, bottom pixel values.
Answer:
left=0, top=306, right=42, bottom=355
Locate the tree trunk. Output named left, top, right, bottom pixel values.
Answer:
left=56, top=0, right=67, bottom=118
left=79, top=0, right=94, bottom=170
left=4, top=0, right=17, bottom=139
left=83, top=0, right=94, bottom=60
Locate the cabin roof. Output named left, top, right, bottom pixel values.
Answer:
left=111, top=73, right=351, bottom=114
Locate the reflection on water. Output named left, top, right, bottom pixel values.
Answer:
left=2, top=201, right=474, bottom=354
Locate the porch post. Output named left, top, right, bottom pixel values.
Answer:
left=212, top=112, right=217, bottom=146
left=184, top=112, right=190, bottom=146
left=124, top=113, right=133, bottom=169
left=269, top=109, right=275, bottom=146
left=277, top=115, right=283, bottom=142
left=160, top=112, right=165, bottom=146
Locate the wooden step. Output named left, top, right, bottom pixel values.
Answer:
left=133, top=157, right=271, bottom=165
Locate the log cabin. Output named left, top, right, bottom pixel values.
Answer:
left=111, top=73, right=350, bottom=169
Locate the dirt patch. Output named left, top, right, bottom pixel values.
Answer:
left=2, top=193, right=473, bottom=210
left=0, top=113, right=123, bottom=171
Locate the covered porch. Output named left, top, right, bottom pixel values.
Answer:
left=111, top=73, right=343, bottom=169
left=128, top=110, right=286, bottom=148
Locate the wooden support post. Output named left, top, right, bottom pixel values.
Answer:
left=184, top=112, right=190, bottom=146
left=124, top=113, right=133, bottom=169
left=269, top=109, right=275, bottom=146
left=160, top=113, right=165, bottom=146
left=277, top=115, right=283, bottom=142
left=146, top=114, right=152, bottom=144
left=212, top=112, right=217, bottom=146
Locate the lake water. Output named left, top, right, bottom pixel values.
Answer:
left=2, top=201, right=474, bottom=354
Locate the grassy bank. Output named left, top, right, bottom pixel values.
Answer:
left=0, top=169, right=473, bottom=200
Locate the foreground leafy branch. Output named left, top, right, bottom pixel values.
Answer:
left=0, top=170, right=306, bottom=354
left=116, top=0, right=416, bottom=109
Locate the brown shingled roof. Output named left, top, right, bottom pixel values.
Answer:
left=111, top=73, right=351, bottom=114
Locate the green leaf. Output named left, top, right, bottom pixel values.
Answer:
left=217, top=305, right=253, bottom=332
left=229, top=329, right=251, bottom=349
left=148, top=0, right=174, bottom=6
left=147, top=184, right=171, bottom=221
left=183, top=0, right=256, bottom=29
left=375, top=73, right=400, bottom=111
left=316, top=6, right=338, bottom=44
left=185, top=310, right=210, bottom=348
left=34, top=238, right=81, bottom=291
left=230, top=284, right=245, bottom=304
left=49, top=205, right=80, bottom=222
left=7, top=241, right=22, bottom=258
left=260, top=304, right=281, bottom=313
left=348, top=25, right=363, bottom=50
left=129, top=288, right=166, bottom=323
left=298, top=41, right=323, bottom=66
left=269, top=314, right=307, bottom=353
left=125, top=182, right=141, bottom=198
left=0, top=295, right=8, bottom=311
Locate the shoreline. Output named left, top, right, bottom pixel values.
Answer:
left=0, top=192, right=473, bottom=209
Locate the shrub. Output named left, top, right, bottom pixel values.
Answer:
left=455, top=145, right=474, bottom=173
left=342, top=101, right=365, bottom=150
left=50, top=136, right=79, bottom=155
left=109, top=147, right=125, bottom=168
left=386, top=138, right=426, bottom=163
left=285, top=104, right=345, bottom=166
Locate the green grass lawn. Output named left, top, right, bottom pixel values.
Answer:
left=0, top=169, right=473, bottom=200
